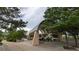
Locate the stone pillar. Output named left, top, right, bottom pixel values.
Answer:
left=32, top=30, right=39, bottom=46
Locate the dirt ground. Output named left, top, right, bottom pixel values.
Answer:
left=0, top=40, right=78, bottom=51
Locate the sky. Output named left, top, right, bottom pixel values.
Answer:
left=21, top=7, right=47, bottom=32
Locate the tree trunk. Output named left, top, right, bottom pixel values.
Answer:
left=58, top=33, right=62, bottom=42
left=65, top=32, right=68, bottom=46
left=73, top=35, right=78, bottom=47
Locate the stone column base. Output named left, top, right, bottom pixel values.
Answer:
left=32, top=30, right=39, bottom=46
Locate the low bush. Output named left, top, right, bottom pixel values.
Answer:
left=6, top=30, right=26, bottom=42
left=45, top=37, right=52, bottom=42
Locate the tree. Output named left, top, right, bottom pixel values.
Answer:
left=0, top=7, right=27, bottom=31
left=40, top=7, right=79, bottom=47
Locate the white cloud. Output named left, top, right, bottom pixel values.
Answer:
left=21, top=7, right=47, bottom=32
left=21, top=7, right=39, bottom=21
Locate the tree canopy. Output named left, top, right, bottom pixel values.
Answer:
left=39, top=7, right=79, bottom=47
left=0, top=7, right=27, bottom=31
left=40, top=7, right=79, bottom=33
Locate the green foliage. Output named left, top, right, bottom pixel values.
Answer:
left=0, top=7, right=27, bottom=43
left=0, top=7, right=27, bottom=32
left=40, top=7, right=79, bottom=33
left=0, top=7, right=20, bottom=29
left=39, top=7, right=79, bottom=46
left=45, top=37, right=52, bottom=42
left=6, top=30, right=25, bottom=42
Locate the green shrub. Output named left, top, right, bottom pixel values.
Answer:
left=6, top=30, right=25, bottom=42
left=45, top=37, right=52, bottom=42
